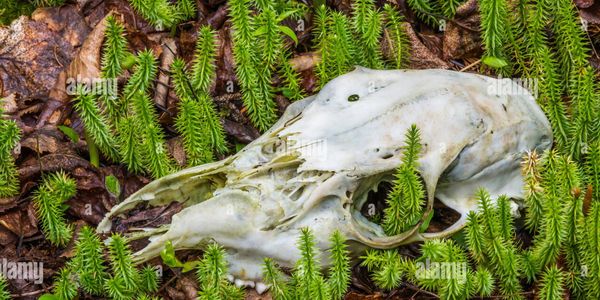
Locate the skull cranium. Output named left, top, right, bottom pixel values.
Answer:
left=97, top=67, right=552, bottom=288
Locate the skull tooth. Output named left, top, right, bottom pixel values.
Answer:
left=232, top=277, right=256, bottom=289
left=255, top=282, right=268, bottom=294
left=234, top=279, right=244, bottom=288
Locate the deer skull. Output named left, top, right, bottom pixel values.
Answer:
left=97, top=68, right=552, bottom=290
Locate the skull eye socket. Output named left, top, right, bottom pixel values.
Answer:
left=425, top=201, right=462, bottom=233
left=359, top=181, right=394, bottom=222
left=354, top=175, right=462, bottom=235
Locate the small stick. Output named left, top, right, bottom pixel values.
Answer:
left=460, top=59, right=481, bottom=72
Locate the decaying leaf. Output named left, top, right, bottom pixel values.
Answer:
left=403, top=23, right=452, bottom=69
left=0, top=8, right=85, bottom=100
left=442, top=0, right=482, bottom=61
left=42, top=12, right=112, bottom=127
left=0, top=202, right=38, bottom=238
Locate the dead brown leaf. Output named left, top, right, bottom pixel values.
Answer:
left=0, top=202, right=38, bottom=238
left=576, top=0, right=595, bottom=9
left=0, top=7, right=85, bottom=100
left=42, top=12, right=111, bottom=127
left=404, top=23, right=452, bottom=69
left=175, top=274, right=199, bottom=300
left=442, top=0, right=482, bottom=61
left=1, top=93, right=18, bottom=114
left=289, top=52, right=320, bottom=72
left=167, top=137, right=187, bottom=167
left=222, top=118, right=260, bottom=144
left=166, top=286, right=187, bottom=300
left=344, top=292, right=384, bottom=300
left=582, top=2, right=600, bottom=24
left=20, top=128, right=65, bottom=155
left=214, top=26, right=238, bottom=95
left=245, top=290, right=273, bottom=300
left=0, top=226, right=17, bottom=246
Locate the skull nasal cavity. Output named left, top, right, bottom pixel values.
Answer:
left=381, top=153, right=393, bottom=159
left=348, top=94, right=360, bottom=102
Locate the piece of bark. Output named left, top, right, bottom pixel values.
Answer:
left=155, top=37, right=177, bottom=108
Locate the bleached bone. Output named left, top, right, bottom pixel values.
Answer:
left=98, top=67, right=552, bottom=285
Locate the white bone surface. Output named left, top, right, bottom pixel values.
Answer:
left=98, top=67, right=552, bottom=287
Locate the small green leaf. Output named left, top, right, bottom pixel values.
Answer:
left=281, top=88, right=295, bottom=98
left=314, top=0, right=326, bottom=6
left=122, top=51, right=137, bottom=70
left=278, top=25, right=298, bottom=45
left=105, top=175, right=121, bottom=198
left=451, top=230, right=467, bottom=247
left=254, top=25, right=266, bottom=36
left=58, top=125, right=79, bottom=143
left=60, top=203, right=70, bottom=212
left=419, top=211, right=434, bottom=233
left=482, top=56, right=508, bottom=68
left=235, top=143, right=246, bottom=153
left=182, top=260, right=199, bottom=273
left=160, top=241, right=183, bottom=268
left=39, top=294, right=60, bottom=300
left=278, top=10, right=299, bottom=22
left=84, top=130, right=100, bottom=168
